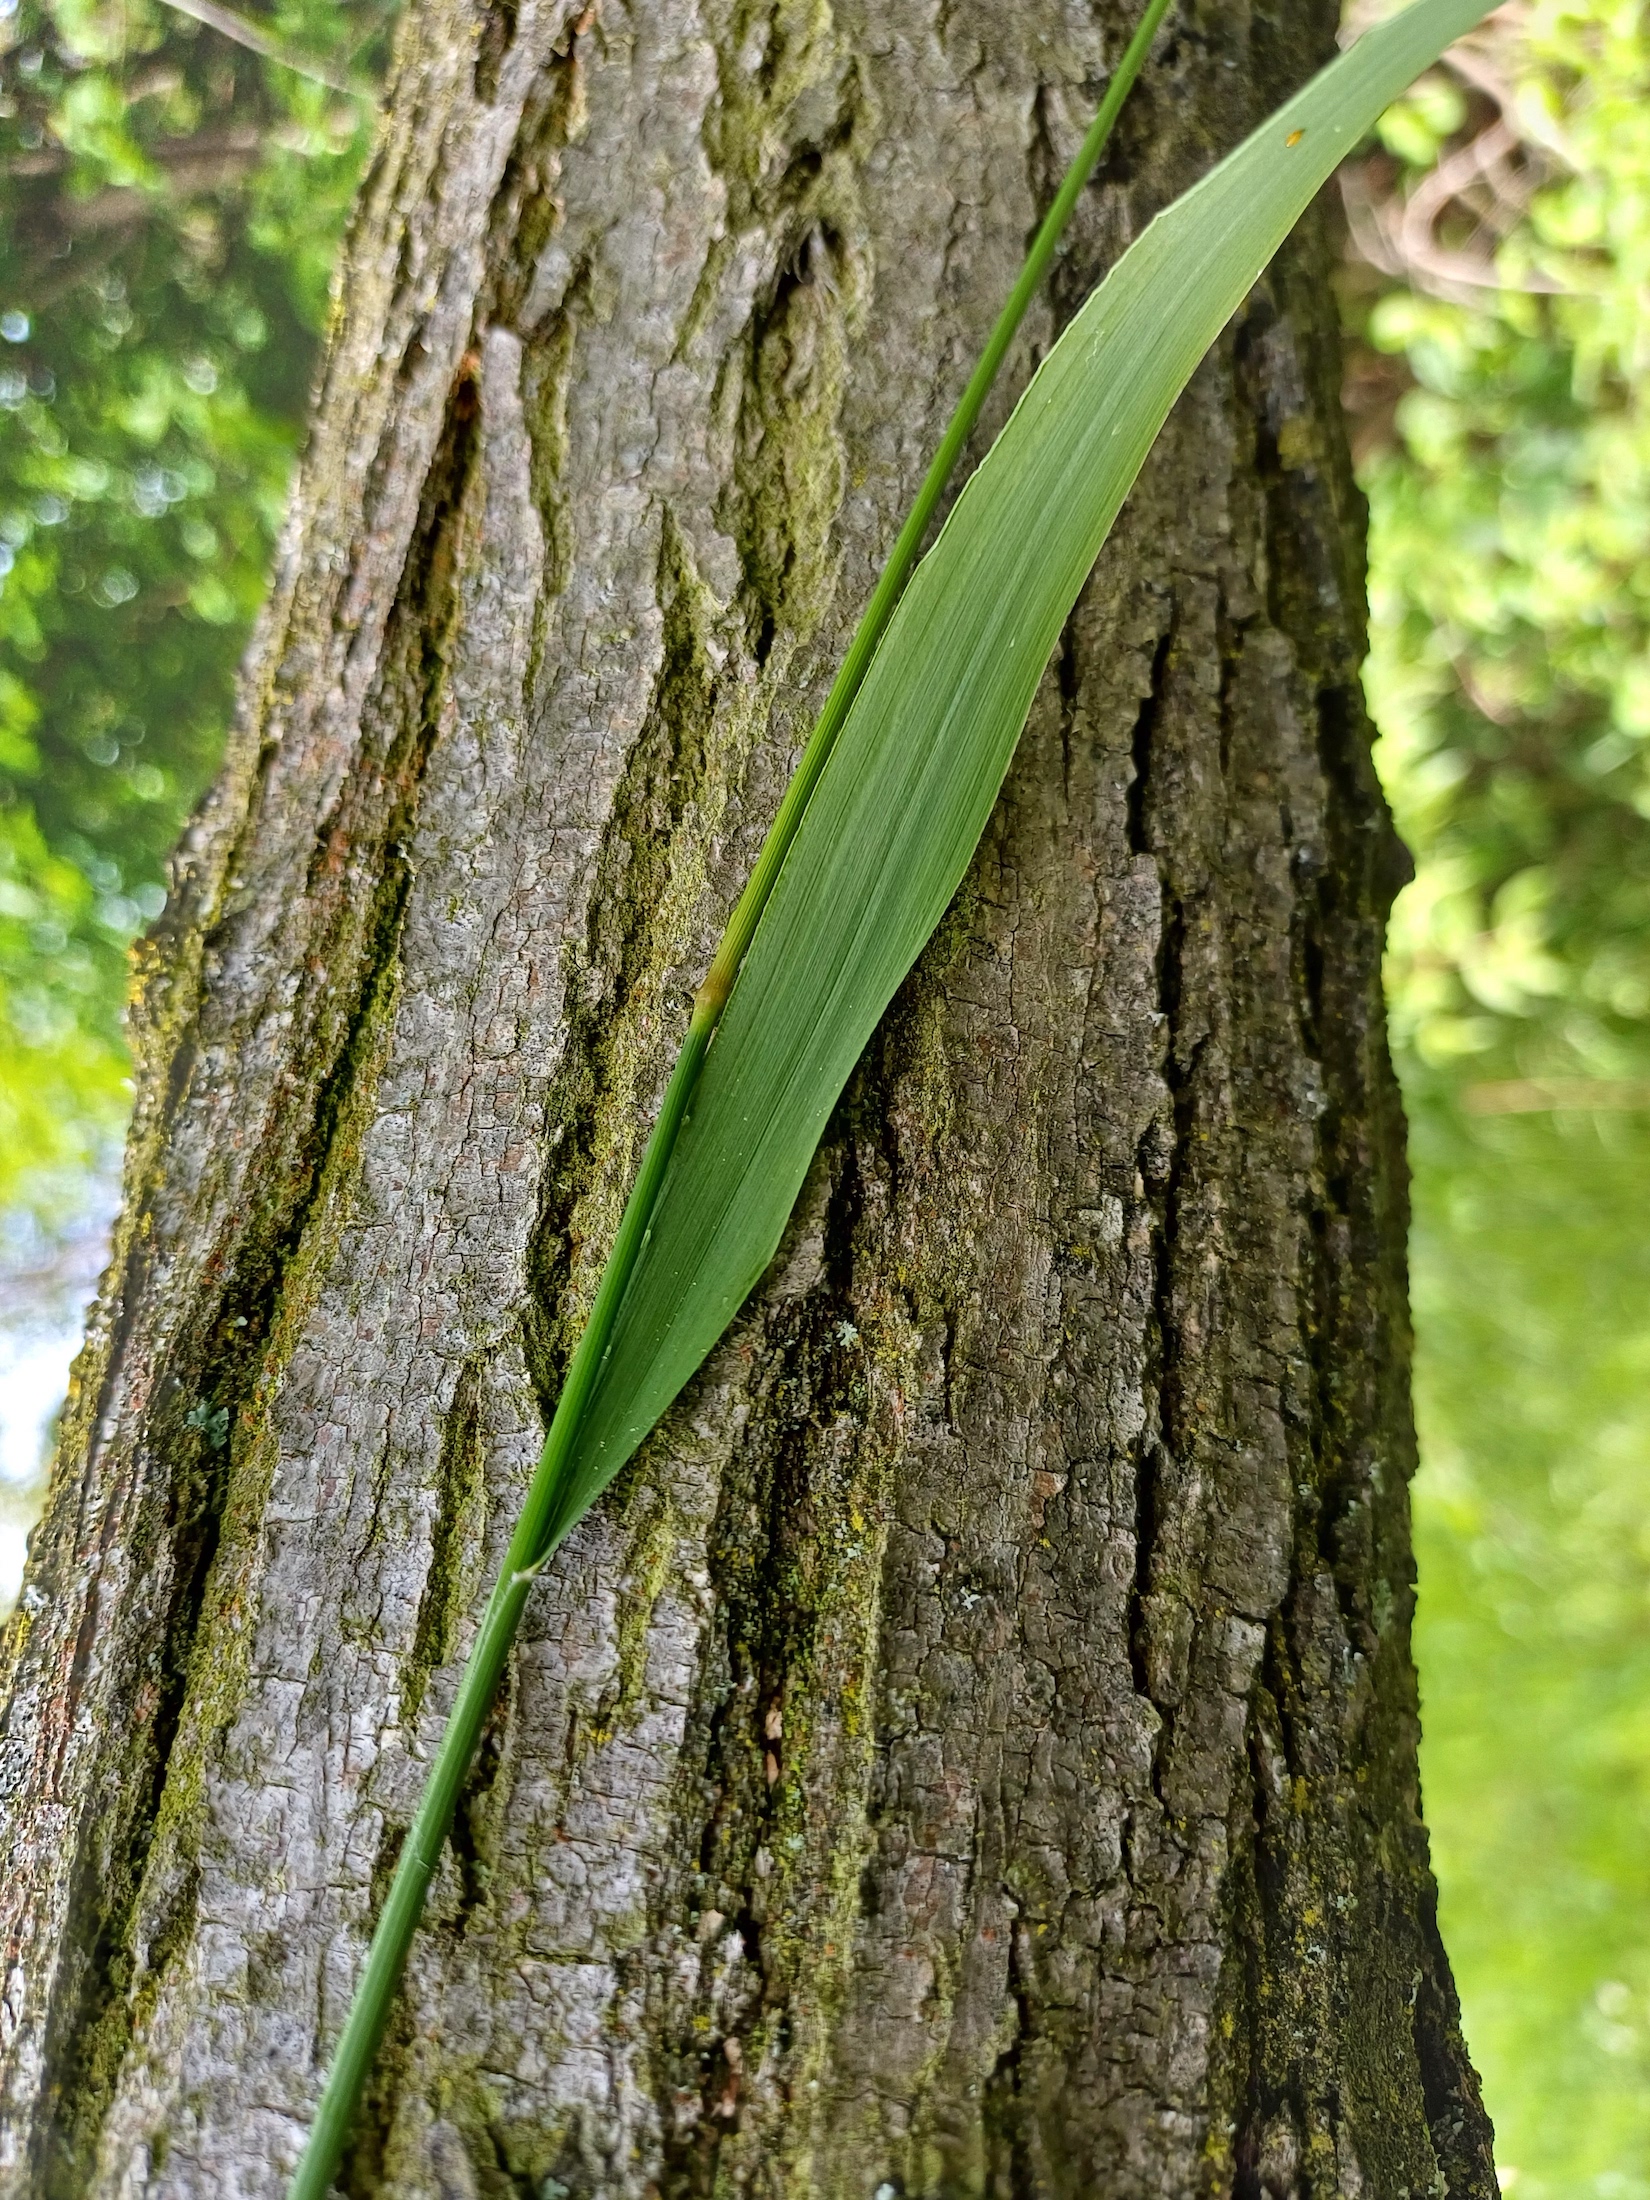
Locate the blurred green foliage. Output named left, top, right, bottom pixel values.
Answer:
left=1358, top=5, right=1650, bottom=2191
left=1409, top=1100, right=1650, bottom=2199
left=1361, top=0, right=1650, bottom=1086
left=0, top=0, right=380, bottom=1217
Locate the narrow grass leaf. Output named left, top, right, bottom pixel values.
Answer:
left=555, top=0, right=1493, bottom=1523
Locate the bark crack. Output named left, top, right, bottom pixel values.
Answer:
left=22, top=363, right=481, bottom=2200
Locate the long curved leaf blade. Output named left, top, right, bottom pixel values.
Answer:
left=557, top=0, right=1489, bottom=1517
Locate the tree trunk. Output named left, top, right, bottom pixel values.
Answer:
left=0, top=0, right=1496, bottom=2193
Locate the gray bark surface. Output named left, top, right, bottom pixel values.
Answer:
left=0, top=0, right=1496, bottom=2193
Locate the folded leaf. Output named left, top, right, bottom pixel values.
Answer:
left=557, top=0, right=1491, bottom=1517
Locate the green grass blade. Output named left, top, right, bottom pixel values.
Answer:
left=557, top=0, right=1493, bottom=1519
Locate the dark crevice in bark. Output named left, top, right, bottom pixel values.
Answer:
left=721, top=217, right=856, bottom=666
left=1221, top=1709, right=1275, bottom=2200
left=482, top=10, right=595, bottom=337
left=1127, top=1433, right=1163, bottom=1706
left=401, top=1352, right=487, bottom=1728
left=1212, top=294, right=1496, bottom=2186
left=1054, top=617, right=1082, bottom=805
left=1026, top=80, right=1063, bottom=256
left=1215, top=586, right=1242, bottom=783
left=1316, top=679, right=1416, bottom=924
left=692, top=5, right=869, bottom=657
left=335, top=2024, right=418, bottom=2200
left=521, top=513, right=720, bottom=1417
left=473, top=0, right=519, bottom=103
left=342, top=1493, right=518, bottom=2178
left=337, top=1820, right=420, bottom=2200
left=479, top=2118, right=541, bottom=2200
left=1411, top=1887, right=1502, bottom=2194
left=446, top=1681, right=515, bottom=1929
left=648, top=1126, right=877, bottom=2195
left=1122, top=611, right=1198, bottom=1805
left=652, top=1376, right=822, bottom=2185
left=1141, top=958, right=1207, bottom=1772
left=1290, top=818, right=1349, bottom=1655
left=30, top=1426, right=228, bottom=2198
left=1302, top=683, right=1405, bottom=1643
left=1124, top=623, right=1173, bottom=860
left=346, top=229, right=446, bottom=613
left=1244, top=279, right=1396, bottom=1634
left=480, top=5, right=600, bottom=689
left=1221, top=1627, right=1330, bottom=2200
left=697, top=1, right=868, bottom=249
left=514, top=249, right=592, bottom=696
left=981, top=1922, right=1038, bottom=2200
left=23, top=372, right=480, bottom=2200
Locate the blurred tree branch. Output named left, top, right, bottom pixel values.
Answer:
left=151, top=0, right=376, bottom=97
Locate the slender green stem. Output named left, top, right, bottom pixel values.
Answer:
left=288, top=5, right=1170, bottom=2190
left=285, top=1022, right=710, bottom=2200
left=696, top=0, right=1174, bottom=1021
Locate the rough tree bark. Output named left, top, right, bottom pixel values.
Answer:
left=0, top=0, right=1497, bottom=2192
